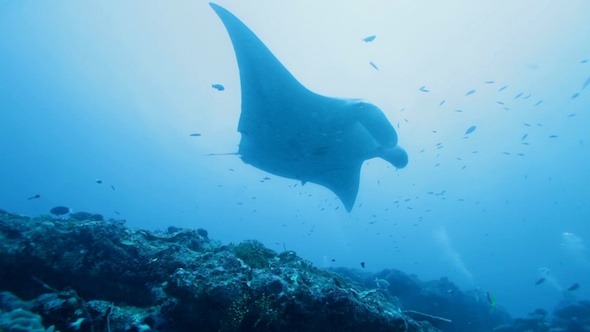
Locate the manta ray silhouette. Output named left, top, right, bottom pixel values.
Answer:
left=210, top=3, right=408, bottom=212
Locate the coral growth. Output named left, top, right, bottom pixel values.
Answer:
left=0, top=209, right=434, bottom=331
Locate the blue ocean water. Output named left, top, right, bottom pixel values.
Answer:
left=1, top=1, right=589, bottom=318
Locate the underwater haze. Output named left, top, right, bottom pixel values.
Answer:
left=1, top=0, right=589, bottom=317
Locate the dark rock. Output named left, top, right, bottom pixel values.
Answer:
left=0, top=307, right=51, bottom=332
left=331, top=267, right=513, bottom=332
left=69, top=211, right=104, bottom=221
left=196, top=228, right=208, bottom=238
left=0, top=209, right=438, bottom=332
left=553, top=300, right=590, bottom=331
left=166, top=226, right=183, bottom=233
left=232, top=239, right=275, bottom=269
left=509, top=312, right=550, bottom=332
left=5, top=208, right=583, bottom=332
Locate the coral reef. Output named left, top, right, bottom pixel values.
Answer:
left=0, top=209, right=435, bottom=331
left=552, top=300, right=590, bottom=331
left=332, top=268, right=512, bottom=331
left=2, top=209, right=588, bottom=331
left=0, top=307, right=54, bottom=332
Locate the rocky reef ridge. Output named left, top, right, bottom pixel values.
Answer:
left=1, top=209, right=588, bottom=331
left=0, top=209, right=438, bottom=331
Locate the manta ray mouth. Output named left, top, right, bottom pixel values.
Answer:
left=382, top=146, right=409, bottom=169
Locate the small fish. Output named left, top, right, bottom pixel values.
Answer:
left=485, top=80, right=495, bottom=84
left=466, top=89, right=476, bottom=96
left=465, top=125, right=477, bottom=135
left=211, top=84, right=225, bottom=91
left=514, top=92, right=523, bottom=99
left=498, top=85, right=508, bottom=92
left=375, top=278, right=390, bottom=289
left=486, top=291, right=496, bottom=307
left=535, top=277, right=546, bottom=285
left=439, top=100, right=445, bottom=106
left=521, top=134, right=528, bottom=140
left=331, top=259, right=336, bottom=262
left=583, top=76, right=590, bottom=89
left=571, top=93, right=580, bottom=99
left=189, top=133, right=202, bottom=137
left=27, top=194, right=41, bottom=200
left=582, top=59, right=589, bottom=64
left=50, top=206, right=70, bottom=216
left=110, top=185, right=116, bottom=191
left=523, top=123, right=531, bottom=127
left=419, top=86, right=430, bottom=92
left=360, top=261, right=366, bottom=268
left=95, top=179, right=103, bottom=184
left=362, top=35, right=376, bottom=42
left=567, top=113, right=576, bottom=117
left=369, top=61, right=379, bottom=71
left=534, top=100, right=543, bottom=107
left=567, top=283, right=580, bottom=291
left=497, top=101, right=505, bottom=105
left=549, top=135, right=558, bottom=138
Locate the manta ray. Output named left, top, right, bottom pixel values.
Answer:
left=210, top=3, right=408, bottom=212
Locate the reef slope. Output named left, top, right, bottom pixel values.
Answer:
left=0, top=209, right=437, bottom=331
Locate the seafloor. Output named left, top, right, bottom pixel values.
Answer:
left=0, top=209, right=588, bottom=331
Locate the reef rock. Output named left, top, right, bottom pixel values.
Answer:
left=0, top=209, right=437, bottom=331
